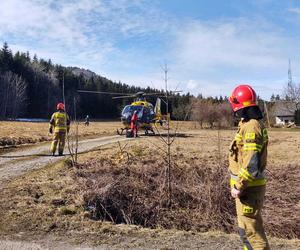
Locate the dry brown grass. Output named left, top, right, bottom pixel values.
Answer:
left=0, top=121, right=49, bottom=147
left=76, top=154, right=235, bottom=232
left=0, top=121, right=121, bottom=147
left=74, top=131, right=299, bottom=238
left=0, top=120, right=196, bottom=148
left=0, top=127, right=299, bottom=247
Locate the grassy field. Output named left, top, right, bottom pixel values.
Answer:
left=0, top=121, right=123, bottom=147
left=0, top=123, right=299, bottom=248
left=0, top=120, right=199, bottom=148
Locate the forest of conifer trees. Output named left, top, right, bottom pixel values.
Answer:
left=0, top=42, right=192, bottom=120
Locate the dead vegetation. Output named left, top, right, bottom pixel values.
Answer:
left=0, top=136, right=48, bottom=147
left=0, top=128, right=299, bottom=248
left=75, top=144, right=299, bottom=239
left=76, top=150, right=235, bottom=232
left=264, top=163, right=300, bottom=239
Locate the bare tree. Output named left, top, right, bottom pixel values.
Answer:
left=59, top=72, right=79, bottom=167
left=216, top=102, right=233, bottom=128
left=150, top=63, right=181, bottom=207
left=12, top=74, right=27, bottom=118
left=191, top=99, right=215, bottom=128
left=162, top=63, right=172, bottom=207
left=0, top=71, right=27, bottom=119
left=191, top=99, right=232, bottom=128
left=190, top=98, right=207, bottom=128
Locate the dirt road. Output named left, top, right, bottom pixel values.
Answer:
left=0, top=135, right=131, bottom=249
left=0, top=231, right=299, bottom=250
left=0, top=135, right=130, bottom=188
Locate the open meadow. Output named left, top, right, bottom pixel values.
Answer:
left=0, top=121, right=299, bottom=249
left=0, top=121, right=122, bottom=148
left=0, top=120, right=198, bottom=148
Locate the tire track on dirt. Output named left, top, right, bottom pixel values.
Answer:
left=0, top=135, right=130, bottom=188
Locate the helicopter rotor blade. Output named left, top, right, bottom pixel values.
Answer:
left=142, top=93, right=164, bottom=96
left=112, top=95, right=137, bottom=99
left=170, top=90, right=183, bottom=93
left=77, top=90, right=133, bottom=95
left=143, top=91, right=183, bottom=96
left=156, top=95, right=181, bottom=99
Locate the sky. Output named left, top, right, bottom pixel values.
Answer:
left=1, top=0, right=300, bottom=99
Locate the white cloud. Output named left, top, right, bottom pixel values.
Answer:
left=1, top=0, right=300, bottom=100
left=171, top=20, right=290, bottom=71
left=187, top=80, right=197, bottom=90
left=288, top=8, right=300, bottom=15
left=0, top=0, right=168, bottom=67
left=166, top=18, right=300, bottom=99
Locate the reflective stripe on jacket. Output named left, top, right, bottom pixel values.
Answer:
left=228, top=119, right=268, bottom=190
left=49, top=111, right=70, bottom=133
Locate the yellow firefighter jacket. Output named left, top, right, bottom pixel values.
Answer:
left=229, top=119, right=268, bottom=190
left=49, top=111, right=70, bottom=133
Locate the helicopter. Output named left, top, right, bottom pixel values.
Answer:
left=77, top=90, right=169, bottom=135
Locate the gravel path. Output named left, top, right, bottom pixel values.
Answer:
left=0, top=135, right=130, bottom=188
left=0, top=233, right=299, bottom=250
left=0, top=239, right=108, bottom=250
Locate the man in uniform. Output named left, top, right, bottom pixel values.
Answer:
left=131, top=110, right=138, bottom=137
left=49, top=103, right=70, bottom=156
left=228, top=85, right=270, bottom=250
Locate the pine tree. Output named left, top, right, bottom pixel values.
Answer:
left=0, top=42, right=13, bottom=71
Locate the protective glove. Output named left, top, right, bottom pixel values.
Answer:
left=49, top=127, right=53, bottom=134
left=231, top=186, right=241, bottom=198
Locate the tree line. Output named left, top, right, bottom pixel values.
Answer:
left=0, top=42, right=191, bottom=120
left=2, top=42, right=298, bottom=126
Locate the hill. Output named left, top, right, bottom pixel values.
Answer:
left=0, top=42, right=190, bottom=120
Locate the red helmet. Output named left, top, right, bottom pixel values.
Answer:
left=229, top=85, right=257, bottom=112
left=56, top=103, right=65, bottom=111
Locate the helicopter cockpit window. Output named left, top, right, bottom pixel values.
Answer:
left=122, top=105, right=144, bottom=116
left=122, top=105, right=131, bottom=114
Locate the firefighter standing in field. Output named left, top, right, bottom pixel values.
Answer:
left=49, top=103, right=70, bottom=156
left=228, top=85, right=270, bottom=250
left=131, top=110, right=138, bottom=137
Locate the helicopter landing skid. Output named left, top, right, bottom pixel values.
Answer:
left=117, top=128, right=128, bottom=135
left=117, top=128, right=126, bottom=135
left=144, top=128, right=155, bottom=136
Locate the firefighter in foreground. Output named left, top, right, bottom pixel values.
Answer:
left=228, top=85, right=270, bottom=250
left=49, top=103, right=70, bottom=156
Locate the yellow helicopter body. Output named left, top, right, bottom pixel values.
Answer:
left=118, top=98, right=163, bottom=135
left=78, top=90, right=165, bottom=135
